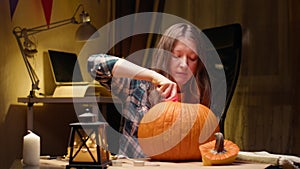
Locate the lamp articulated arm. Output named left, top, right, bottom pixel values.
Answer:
left=13, top=30, right=40, bottom=98
left=12, top=4, right=97, bottom=98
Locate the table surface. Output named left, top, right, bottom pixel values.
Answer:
left=17, top=96, right=116, bottom=104
left=108, top=161, right=271, bottom=169
left=10, top=159, right=272, bottom=169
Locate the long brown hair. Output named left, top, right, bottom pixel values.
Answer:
left=152, top=23, right=211, bottom=107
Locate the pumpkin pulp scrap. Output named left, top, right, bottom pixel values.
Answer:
left=199, top=132, right=240, bottom=166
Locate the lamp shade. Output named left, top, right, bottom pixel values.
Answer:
left=75, top=22, right=99, bottom=41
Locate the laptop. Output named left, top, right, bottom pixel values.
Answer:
left=48, top=50, right=111, bottom=97
left=48, top=50, right=89, bottom=86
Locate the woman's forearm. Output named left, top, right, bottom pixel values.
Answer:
left=112, top=58, right=157, bottom=82
left=112, top=58, right=178, bottom=101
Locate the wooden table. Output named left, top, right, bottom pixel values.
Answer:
left=10, top=159, right=66, bottom=169
left=108, top=160, right=271, bottom=169
left=10, top=159, right=272, bottom=169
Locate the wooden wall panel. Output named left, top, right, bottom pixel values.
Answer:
left=164, top=0, right=300, bottom=156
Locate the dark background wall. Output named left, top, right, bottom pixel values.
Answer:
left=164, top=0, right=300, bottom=156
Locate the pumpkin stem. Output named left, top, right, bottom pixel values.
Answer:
left=214, top=132, right=225, bottom=153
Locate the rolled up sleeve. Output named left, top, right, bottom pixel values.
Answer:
left=87, top=54, right=119, bottom=90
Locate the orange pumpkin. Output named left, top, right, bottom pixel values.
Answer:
left=138, top=101, right=219, bottom=161
left=199, top=132, right=240, bottom=166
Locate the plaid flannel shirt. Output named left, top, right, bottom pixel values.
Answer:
left=87, top=54, right=158, bottom=158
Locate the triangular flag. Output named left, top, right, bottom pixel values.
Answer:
left=41, top=0, right=53, bottom=26
left=9, top=0, right=19, bottom=20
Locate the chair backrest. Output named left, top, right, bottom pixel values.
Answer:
left=202, top=23, right=242, bottom=134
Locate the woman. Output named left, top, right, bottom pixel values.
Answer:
left=87, top=23, right=211, bottom=158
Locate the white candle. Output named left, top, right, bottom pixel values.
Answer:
left=23, top=130, right=40, bottom=166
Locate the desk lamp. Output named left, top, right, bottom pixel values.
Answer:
left=12, top=4, right=99, bottom=98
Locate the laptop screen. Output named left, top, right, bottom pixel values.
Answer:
left=48, top=50, right=84, bottom=84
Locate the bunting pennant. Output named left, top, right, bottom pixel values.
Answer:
left=41, top=0, right=53, bottom=26
left=9, top=0, right=19, bottom=19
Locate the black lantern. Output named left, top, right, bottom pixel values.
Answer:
left=66, top=111, right=111, bottom=169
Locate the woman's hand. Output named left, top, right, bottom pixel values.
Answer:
left=152, top=73, right=178, bottom=102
